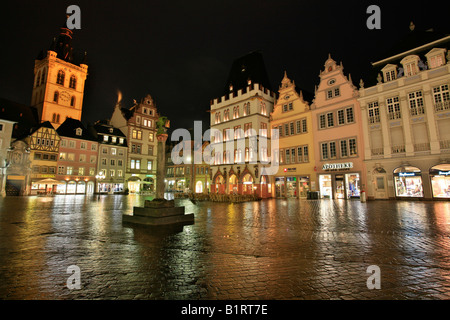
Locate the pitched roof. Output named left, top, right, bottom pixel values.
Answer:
left=0, top=97, right=39, bottom=139
left=56, top=118, right=97, bottom=141
left=90, top=123, right=128, bottom=147
left=361, top=25, right=450, bottom=87
left=223, top=51, right=273, bottom=96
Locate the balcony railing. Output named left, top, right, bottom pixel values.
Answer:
left=388, top=111, right=402, bottom=120
left=391, top=145, right=406, bottom=154
left=413, top=143, right=430, bottom=152
left=368, top=115, right=380, bottom=124
left=371, top=148, right=384, bottom=156
left=435, top=100, right=450, bottom=112
left=410, top=106, right=425, bottom=117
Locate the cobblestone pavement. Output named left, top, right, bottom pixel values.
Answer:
left=0, top=195, right=449, bottom=300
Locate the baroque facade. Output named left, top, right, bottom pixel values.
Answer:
left=270, top=72, right=316, bottom=199
left=358, top=27, right=450, bottom=200
left=311, top=56, right=366, bottom=200
left=110, top=94, right=159, bottom=193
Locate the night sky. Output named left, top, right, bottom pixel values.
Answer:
left=1, top=0, right=449, bottom=134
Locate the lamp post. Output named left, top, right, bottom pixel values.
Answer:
left=96, top=171, right=105, bottom=200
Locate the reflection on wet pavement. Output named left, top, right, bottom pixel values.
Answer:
left=0, top=195, right=449, bottom=299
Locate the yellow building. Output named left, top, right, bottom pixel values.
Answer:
left=31, top=26, right=88, bottom=129
left=270, top=72, right=316, bottom=198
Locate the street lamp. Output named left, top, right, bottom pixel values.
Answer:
left=96, top=171, right=105, bottom=199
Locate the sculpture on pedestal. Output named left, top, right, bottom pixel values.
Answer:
left=122, top=115, right=194, bottom=227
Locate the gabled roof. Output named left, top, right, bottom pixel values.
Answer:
left=0, top=97, right=39, bottom=139
left=223, top=51, right=273, bottom=96
left=91, top=122, right=128, bottom=147
left=56, top=118, right=97, bottom=141
left=92, top=123, right=126, bottom=138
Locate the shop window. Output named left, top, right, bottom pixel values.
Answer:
left=430, top=164, right=450, bottom=198
left=393, top=166, right=423, bottom=197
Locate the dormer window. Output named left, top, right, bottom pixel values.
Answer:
left=109, top=128, right=114, bottom=133
left=426, top=48, right=446, bottom=69
left=401, top=55, right=420, bottom=77
left=382, top=64, right=397, bottom=82
left=75, top=128, right=82, bottom=136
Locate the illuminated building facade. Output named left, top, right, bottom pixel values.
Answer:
left=358, top=25, right=450, bottom=200
left=311, top=56, right=366, bottom=200
left=209, top=52, right=275, bottom=198
left=270, top=72, right=316, bottom=198
left=110, top=94, right=159, bottom=193
left=31, top=25, right=88, bottom=129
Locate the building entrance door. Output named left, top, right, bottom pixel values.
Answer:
left=335, top=175, right=345, bottom=199
left=374, top=175, right=388, bottom=199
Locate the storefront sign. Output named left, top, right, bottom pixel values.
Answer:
left=284, top=168, right=296, bottom=172
left=397, top=172, right=419, bottom=177
left=438, top=171, right=450, bottom=176
left=322, top=162, right=353, bottom=170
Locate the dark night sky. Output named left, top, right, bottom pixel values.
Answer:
left=1, top=0, right=449, bottom=133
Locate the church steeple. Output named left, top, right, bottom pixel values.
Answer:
left=49, top=15, right=75, bottom=63
left=31, top=13, right=88, bottom=129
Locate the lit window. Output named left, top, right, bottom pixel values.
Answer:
left=408, top=91, right=425, bottom=116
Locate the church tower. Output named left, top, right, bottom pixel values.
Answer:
left=31, top=19, right=88, bottom=129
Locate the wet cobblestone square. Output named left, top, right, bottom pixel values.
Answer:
left=0, top=195, right=449, bottom=300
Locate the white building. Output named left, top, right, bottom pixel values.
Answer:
left=209, top=52, right=275, bottom=198
left=358, top=25, right=450, bottom=200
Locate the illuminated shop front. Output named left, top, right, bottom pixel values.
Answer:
left=319, top=174, right=332, bottom=198
left=318, top=162, right=361, bottom=199
left=393, top=166, right=423, bottom=198
left=275, top=177, right=285, bottom=197
left=274, top=175, right=310, bottom=198
left=430, top=164, right=450, bottom=199
left=98, top=183, right=124, bottom=193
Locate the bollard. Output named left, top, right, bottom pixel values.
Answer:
left=360, top=190, right=366, bottom=203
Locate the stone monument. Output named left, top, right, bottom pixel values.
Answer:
left=122, top=116, right=195, bottom=226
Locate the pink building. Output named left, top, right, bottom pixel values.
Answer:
left=55, top=118, right=99, bottom=194
left=311, top=55, right=366, bottom=199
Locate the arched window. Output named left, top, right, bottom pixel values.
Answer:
left=41, top=68, right=46, bottom=84
left=53, top=91, right=59, bottom=103
left=69, top=75, right=77, bottom=89
left=35, top=71, right=41, bottom=87
left=52, top=113, right=56, bottom=123
left=56, top=114, right=60, bottom=123
left=70, top=96, right=76, bottom=107
left=57, top=70, right=65, bottom=85
left=260, top=102, right=267, bottom=115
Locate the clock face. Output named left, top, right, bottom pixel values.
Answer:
left=328, top=79, right=336, bottom=86
left=60, top=91, right=71, bottom=102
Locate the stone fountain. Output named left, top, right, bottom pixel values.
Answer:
left=122, top=116, right=194, bottom=226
